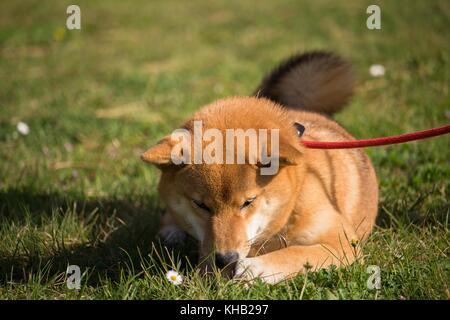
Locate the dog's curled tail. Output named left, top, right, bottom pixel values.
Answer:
left=254, top=51, right=354, bottom=115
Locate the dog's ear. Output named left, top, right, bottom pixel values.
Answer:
left=255, top=142, right=303, bottom=170
left=278, top=123, right=305, bottom=165
left=141, top=136, right=176, bottom=167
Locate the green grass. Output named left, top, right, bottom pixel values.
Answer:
left=0, top=0, right=449, bottom=299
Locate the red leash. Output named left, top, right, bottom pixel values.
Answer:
left=301, top=124, right=450, bottom=149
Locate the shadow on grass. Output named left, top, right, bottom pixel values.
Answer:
left=376, top=191, right=449, bottom=229
left=0, top=186, right=447, bottom=286
left=0, top=188, right=199, bottom=286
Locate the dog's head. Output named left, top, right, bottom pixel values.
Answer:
left=142, top=97, right=305, bottom=274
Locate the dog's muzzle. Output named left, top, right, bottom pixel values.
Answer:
left=215, top=251, right=239, bottom=272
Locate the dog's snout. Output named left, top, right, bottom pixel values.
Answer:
left=215, top=251, right=239, bottom=269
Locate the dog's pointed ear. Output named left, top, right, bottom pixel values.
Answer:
left=255, top=142, right=303, bottom=171
left=141, top=136, right=175, bottom=166
left=277, top=122, right=305, bottom=166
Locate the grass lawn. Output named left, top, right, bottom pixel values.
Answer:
left=0, top=0, right=449, bottom=299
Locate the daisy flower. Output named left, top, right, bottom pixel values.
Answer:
left=166, top=270, right=183, bottom=285
left=369, top=64, right=385, bottom=77
left=17, top=122, right=30, bottom=135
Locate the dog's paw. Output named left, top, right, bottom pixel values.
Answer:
left=234, top=258, right=264, bottom=283
left=235, top=257, right=282, bottom=285
left=157, top=225, right=187, bottom=248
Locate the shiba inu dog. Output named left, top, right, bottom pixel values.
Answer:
left=141, top=51, right=378, bottom=284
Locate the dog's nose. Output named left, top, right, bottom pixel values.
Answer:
left=215, top=251, right=239, bottom=269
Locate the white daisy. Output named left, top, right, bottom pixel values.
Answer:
left=165, top=270, right=183, bottom=285
left=17, top=122, right=30, bottom=135
left=369, top=64, right=385, bottom=77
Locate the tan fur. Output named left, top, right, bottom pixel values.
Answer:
left=143, top=96, right=378, bottom=284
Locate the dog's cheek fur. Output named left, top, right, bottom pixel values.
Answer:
left=157, top=170, right=207, bottom=242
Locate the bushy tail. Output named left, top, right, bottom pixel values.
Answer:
left=254, top=51, right=354, bottom=115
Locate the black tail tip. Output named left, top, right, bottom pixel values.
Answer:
left=255, top=51, right=355, bottom=115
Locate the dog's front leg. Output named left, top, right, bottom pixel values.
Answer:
left=236, top=243, right=354, bottom=284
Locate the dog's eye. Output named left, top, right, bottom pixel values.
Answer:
left=192, top=200, right=211, bottom=213
left=240, top=196, right=256, bottom=210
